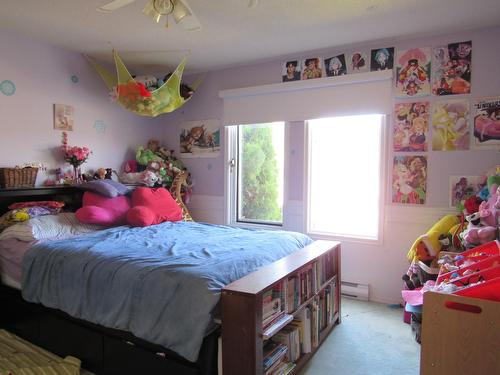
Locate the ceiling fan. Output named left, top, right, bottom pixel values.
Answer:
left=97, top=0, right=202, bottom=31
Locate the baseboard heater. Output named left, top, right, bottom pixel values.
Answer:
left=341, top=281, right=370, bottom=301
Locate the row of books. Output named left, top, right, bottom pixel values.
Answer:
left=318, top=277, right=338, bottom=331
left=263, top=341, right=288, bottom=373
left=316, top=252, right=337, bottom=287
left=285, top=264, right=317, bottom=313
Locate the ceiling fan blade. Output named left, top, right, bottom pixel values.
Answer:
left=97, top=0, right=136, bottom=13
left=174, top=0, right=201, bottom=31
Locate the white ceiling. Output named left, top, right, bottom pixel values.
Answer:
left=1, top=0, right=500, bottom=73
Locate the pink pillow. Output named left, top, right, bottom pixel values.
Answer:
left=75, top=191, right=131, bottom=226
left=127, top=187, right=182, bottom=227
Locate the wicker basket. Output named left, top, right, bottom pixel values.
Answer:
left=0, top=167, right=38, bottom=188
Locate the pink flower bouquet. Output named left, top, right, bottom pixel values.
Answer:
left=61, top=132, right=91, bottom=167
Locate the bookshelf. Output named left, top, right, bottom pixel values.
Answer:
left=221, top=240, right=341, bottom=375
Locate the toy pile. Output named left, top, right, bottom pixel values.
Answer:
left=401, top=167, right=499, bottom=343
left=119, top=139, right=193, bottom=204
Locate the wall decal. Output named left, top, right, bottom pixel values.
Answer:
left=0, top=80, right=16, bottom=96
left=71, top=75, right=79, bottom=83
left=93, top=120, right=107, bottom=134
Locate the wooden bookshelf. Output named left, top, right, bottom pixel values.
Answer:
left=221, top=240, right=341, bottom=375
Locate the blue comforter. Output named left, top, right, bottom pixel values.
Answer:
left=21, top=221, right=312, bottom=361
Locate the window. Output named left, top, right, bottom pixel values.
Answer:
left=306, top=115, right=386, bottom=241
left=226, top=122, right=285, bottom=226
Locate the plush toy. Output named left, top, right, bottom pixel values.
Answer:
left=136, top=146, right=162, bottom=166
left=123, top=160, right=138, bottom=173
left=407, top=214, right=460, bottom=263
left=75, top=191, right=131, bottom=226
left=156, top=147, right=173, bottom=159
left=93, top=168, right=107, bottom=180
left=133, top=75, right=158, bottom=91
left=119, top=170, right=158, bottom=187
left=147, top=139, right=160, bottom=153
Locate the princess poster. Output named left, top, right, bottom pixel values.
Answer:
left=431, top=100, right=470, bottom=151
left=472, top=97, right=500, bottom=150
left=393, top=102, right=429, bottom=152
left=432, top=41, right=472, bottom=96
left=392, top=156, right=427, bottom=205
left=395, top=48, right=431, bottom=97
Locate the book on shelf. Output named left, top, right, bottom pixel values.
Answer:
left=273, top=324, right=301, bottom=363
left=263, top=341, right=288, bottom=373
left=263, top=314, right=294, bottom=339
left=269, top=361, right=296, bottom=375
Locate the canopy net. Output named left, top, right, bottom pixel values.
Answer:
left=87, top=51, right=199, bottom=117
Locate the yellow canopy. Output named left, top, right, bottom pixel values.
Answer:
left=87, top=51, right=200, bottom=117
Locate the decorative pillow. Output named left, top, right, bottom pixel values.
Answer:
left=75, top=191, right=131, bottom=226
left=78, top=179, right=130, bottom=198
left=8, top=201, right=65, bottom=210
left=127, top=187, right=182, bottom=227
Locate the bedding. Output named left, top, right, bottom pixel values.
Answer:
left=0, top=238, right=33, bottom=284
left=0, top=213, right=102, bottom=242
left=21, top=221, right=312, bottom=362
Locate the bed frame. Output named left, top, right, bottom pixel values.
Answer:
left=0, top=186, right=219, bottom=375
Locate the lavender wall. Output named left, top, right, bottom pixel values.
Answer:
left=0, top=32, right=163, bottom=185
left=159, top=26, right=500, bottom=303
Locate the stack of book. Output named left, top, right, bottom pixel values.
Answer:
left=263, top=284, right=284, bottom=327
left=285, top=264, right=317, bottom=313
left=273, top=324, right=301, bottom=363
left=263, top=341, right=288, bottom=374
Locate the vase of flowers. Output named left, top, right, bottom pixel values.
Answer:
left=61, top=132, right=91, bottom=184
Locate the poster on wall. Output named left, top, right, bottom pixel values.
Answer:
left=370, top=47, right=394, bottom=71
left=393, top=101, right=430, bottom=152
left=472, top=97, right=500, bottom=150
left=324, top=54, right=347, bottom=77
left=432, top=40, right=471, bottom=96
left=346, top=51, right=369, bottom=74
left=180, top=119, right=221, bottom=158
left=53, top=103, right=74, bottom=131
left=392, top=155, right=427, bottom=205
left=301, top=57, right=323, bottom=80
left=395, top=47, right=431, bottom=97
left=431, top=100, right=470, bottom=151
left=449, top=175, right=486, bottom=208
left=282, top=60, right=301, bottom=82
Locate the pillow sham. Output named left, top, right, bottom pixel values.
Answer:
left=0, top=212, right=102, bottom=242
left=78, top=179, right=130, bottom=198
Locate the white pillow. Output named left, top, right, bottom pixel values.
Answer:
left=0, top=213, right=102, bottom=242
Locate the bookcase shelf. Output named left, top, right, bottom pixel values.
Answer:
left=221, top=240, right=341, bottom=375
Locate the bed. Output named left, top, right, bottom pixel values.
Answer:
left=0, top=185, right=313, bottom=375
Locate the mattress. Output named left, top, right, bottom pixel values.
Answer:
left=0, top=238, right=33, bottom=289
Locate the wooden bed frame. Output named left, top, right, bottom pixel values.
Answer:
left=0, top=185, right=218, bottom=375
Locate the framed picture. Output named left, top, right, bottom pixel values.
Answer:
left=53, top=103, right=74, bottom=131
left=432, top=41, right=471, bottom=96
left=282, top=60, right=301, bottom=82
left=395, top=47, right=431, bottom=97
left=180, top=119, right=221, bottom=158
left=301, top=57, right=323, bottom=80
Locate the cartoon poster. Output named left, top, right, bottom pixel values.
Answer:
left=449, top=176, right=486, bottom=208
left=431, top=100, right=470, bottom=151
left=472, top=97, right=500, bottom=150
left=53, top=104, right=74, bottom=131
left=282, top=60, right=301, bottom=82
left=395, top=48, right=431, bottom=97
left=301, top=57, right=323, bottom=80
left=346, top=51, right=369, bottom=74
left=432, top=41, right=471, bottom=96
left=324, top=54, right=347, bottom=77
left=180, top=119, right=221, bottom=158
left=370, top=47, right=394, bottom=71
left=393, top=102, right=429, bottom=152
left=392, top=156, right=427, bottom=205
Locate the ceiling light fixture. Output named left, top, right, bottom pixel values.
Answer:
left=142, top=0, right=195, bottom=29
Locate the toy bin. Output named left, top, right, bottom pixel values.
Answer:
left=416, top=261, right=439, bottom=284
left=436, top=254, right=500, bottom=284
left=421, top=292, right=500, bottom=375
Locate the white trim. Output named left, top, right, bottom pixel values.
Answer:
left=219, top=70, right=393, bottom=99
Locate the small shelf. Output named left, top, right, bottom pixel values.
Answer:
left=262, top=314, right=294, bottom=340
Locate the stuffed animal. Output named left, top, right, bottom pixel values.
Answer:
left=93, top=168, right=107, bottom=180
left=136, top=146, right=162, bottom=166
left=126, top=187, right=182, bottom=227
left=123, top=160, right=138, bottom=173
left=119, top=170, right=158, bottom=187
left=407, top=214, right=460, bottom=263
left=133, top=75, right=158, bottom=91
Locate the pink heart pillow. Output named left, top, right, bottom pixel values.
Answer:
left=76, top=191, right=131, bottom=226
left=127, top=187, right=182, bottom=227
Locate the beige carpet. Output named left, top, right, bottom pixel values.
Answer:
left=300, top=298, right=420, bottom=375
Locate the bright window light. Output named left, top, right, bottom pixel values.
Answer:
left=307, top=115, right=385, bottom=240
